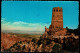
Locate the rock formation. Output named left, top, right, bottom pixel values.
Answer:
left=1, top=32, right=31, bottom=50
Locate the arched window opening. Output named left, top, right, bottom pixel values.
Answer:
left=54, top=9, right=55, bottom=12
left=59, top=9, right=62, bottom=12
left=59, top=10, right=61, bottom=12
left=56, top=9, right=58, bottom=12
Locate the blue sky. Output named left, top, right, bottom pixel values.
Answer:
left=1, top=1, right=79, bottom=34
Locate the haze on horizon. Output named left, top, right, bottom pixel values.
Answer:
left=1, top=1, right=79, bottom=34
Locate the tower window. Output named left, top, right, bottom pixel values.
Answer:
left=56, top=9, right=58, bottom=12
left=54, top=9, right=55, bottom=12
left=59, top=10, right=62, bottom=12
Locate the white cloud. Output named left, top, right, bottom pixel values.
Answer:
left=13, top=21, right=28, bottom=24
left=1, top=20, right=4, bottom=22
left=1, top=18, right=5, bottom=22
left=13, top=21, right=50, bottom=27
left=1, top=18, right=50, bottom=33
left=1, top=20, right=50, bottom=32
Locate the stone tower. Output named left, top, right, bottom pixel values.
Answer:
left=42, top=7, right=67, bottom=39
left=49, top=7, right=63, bottom=32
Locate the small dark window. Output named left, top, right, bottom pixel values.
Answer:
left=54, top=9, right=55, bottom=12
left=56, top=9, right=58, bottom=12
left=59, top=10, right=62, bottom=12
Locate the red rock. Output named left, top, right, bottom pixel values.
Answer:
left=1, top=32, right=31, bottom=49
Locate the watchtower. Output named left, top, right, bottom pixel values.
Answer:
left=49, top=7, right=63, bottom=32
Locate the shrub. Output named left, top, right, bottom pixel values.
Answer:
left=32, top=38, right=36, bottom=43
left=16, top=45, right=21, bottom=51
left=52, top=44, right=62, bottom=52
left=22, top=45, right=26, bottom=50
left=37, top=36, right=43, bottom=46
left=18, top=41, right=22, bottom=44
